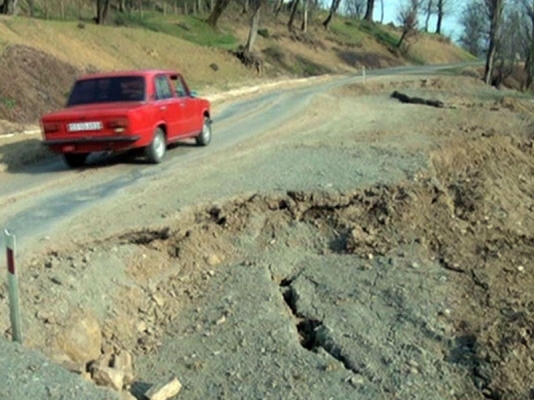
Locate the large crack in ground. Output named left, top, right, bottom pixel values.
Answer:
left=279, top=278, right=360, bottom=375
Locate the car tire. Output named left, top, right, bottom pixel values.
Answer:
left=145, top=127, right=167, bottom=164
left=63, top=153, right=88, bottom=168
left=195, top=117, right=212, bottom=147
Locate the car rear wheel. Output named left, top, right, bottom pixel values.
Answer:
left=195, top=117, right=212, bottom=146
left=63, top=153, right=88, bottom=168
left=145, top=127, right=166, bottom=164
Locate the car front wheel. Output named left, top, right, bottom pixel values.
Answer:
left=196, top=117, right=212, bottom=146
left=145, top=127, right=167, bottom=163
left=63, top=153, right=88, bottom=168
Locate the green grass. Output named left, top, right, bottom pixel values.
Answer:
left=120, top=12, right=239, bottom=49
left=0, top=97, right=17, bottom=109
left=356, top=20, right=399, bottom=48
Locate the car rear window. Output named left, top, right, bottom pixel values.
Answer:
left=67, top=76, right=146, bottom=106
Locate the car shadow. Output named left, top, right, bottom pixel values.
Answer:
left=0, top=138, right=201, bottom=175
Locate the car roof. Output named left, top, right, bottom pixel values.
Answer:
left=77, top=69, right=180, bottom=81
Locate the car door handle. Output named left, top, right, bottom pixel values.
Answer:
left=160, top=106, right=167, bottom=111
left=180, top=103, right=185, bottom=107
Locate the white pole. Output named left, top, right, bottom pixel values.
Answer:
left=5, top=230, right=22, bottom=344
left=363, top=66, right=366, bottom=84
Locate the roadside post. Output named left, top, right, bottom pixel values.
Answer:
left=5, top=230, right=22, bottom=344
left=362, top=66, right=366, bottom=84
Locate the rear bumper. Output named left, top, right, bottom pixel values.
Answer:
left=43, top=135, right=142, bottom=154
left=43, top=136, right=141, bottom=145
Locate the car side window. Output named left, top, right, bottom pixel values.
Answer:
left=155, top=75, right=173, bottom=100
left=172, top=76, right=187, bottom=98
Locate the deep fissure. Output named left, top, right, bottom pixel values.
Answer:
left=279, top=280, right=359, bottom=374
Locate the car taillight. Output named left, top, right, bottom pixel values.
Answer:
left=43, top=122, right=60, bottom=134
left=107, top=118, right=129, bottom=133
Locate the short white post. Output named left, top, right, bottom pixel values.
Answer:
left=5, top=230, right=22, bottom=344
left=362, top=66, right=366, bottom=84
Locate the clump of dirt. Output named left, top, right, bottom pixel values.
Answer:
left=0, top=45, right=98, bottom=124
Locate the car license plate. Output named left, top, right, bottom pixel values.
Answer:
left=67, top=121, right=103, bottom=132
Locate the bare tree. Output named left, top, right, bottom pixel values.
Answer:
left=397, top=0, right=420, bottom=49
left=0, top=0, right=15, bottom=14
left=95, top=0, right=111, bottom=23
left=344, top=0, right=366, bottom=18
left=288, top=0, right=300, bottom=31
left=323, top=0, right=342, bottom=30
left=301, top=0, right=309, bottom=31
left=422, top=0, right=434, bottom=32
left=518, top=0, right=534, bottom=89
left=483, top=0, right=505, bottom=85
left=245, top=0, right=263, bottom=52
left=380, top=0, right=384, bottom=22
left=492, top=6, right=525, bottom=87
left=207, top=0, right=231, bottom=28
left=435, top=0, right=457, bottom=34
left=459, top=0, right=487, bottom=57
left=364, top=0, right=374, bottom=21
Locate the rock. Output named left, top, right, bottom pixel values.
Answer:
left=152, top=294, right=165, bottom=307
left=90, top=352, right=114, bottom=371
left=92, top=365, right=124, bottom=391
left=57, top=311, right=102, bottom=365
left=145, top=377, right=182, bottom=400
left=113, top=351, right=134, bottom=385
left=121, top=391, right=137, bottom=400
left=206, top=254, right=221, bottom=266
left=136, top=321, right=148, bottom=333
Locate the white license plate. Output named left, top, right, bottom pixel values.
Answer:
left=67, top=121, right=103, bottom=132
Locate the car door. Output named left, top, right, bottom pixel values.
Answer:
left=170, top=75, right=193, bottom=137
left=154, top=74, right=181, bottom=140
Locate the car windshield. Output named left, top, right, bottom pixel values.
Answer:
left=67, top=76, right=146, bottom=106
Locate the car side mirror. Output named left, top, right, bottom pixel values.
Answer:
left=190, top=90, right=197, bottom=98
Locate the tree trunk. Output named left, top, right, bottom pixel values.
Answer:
left=322, top=0, right=341, bottom=30
left=274, top=0, right=283, bottom=17
left=484, top=0, right=503, bottom=85
left=27, top=0, right=34, bottom=16
left=424, top=0, right=433, bottom=32
left=301, top=0, right=308, bottom=32
left=197, top=0, right=202, bottom=13
left=287, top=0, right=300, bottom=31
left=0, top=0, right=13, bottom=14
left=206, top=0, right=231, bottom=28
left=397, top=30, right=407, bottom=48
left=380, top=0, right=383, bottom=23
left=245, top=4, right=261, bottom=53
left=96, top=0, right=110, bottom=24
left=364, top=0, right=374, bottom=22
left=435, top=0, right=443, bottom=34
left=241, top=0, right=248, bottom=13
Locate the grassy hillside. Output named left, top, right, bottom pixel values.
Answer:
left=0, top=7, right=475, bottom=124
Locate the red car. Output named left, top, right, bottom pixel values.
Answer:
left=40, top=69, right=212, bottom=168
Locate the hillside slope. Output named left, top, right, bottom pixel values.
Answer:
left=0, top=11, right=474, bottom=124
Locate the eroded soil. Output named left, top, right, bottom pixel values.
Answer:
left=1, top=74, right=533, bottom=399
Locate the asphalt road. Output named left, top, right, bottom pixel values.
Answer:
left=0, top=63, right=477, bottom=257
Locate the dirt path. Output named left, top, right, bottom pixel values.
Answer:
left=2, top=68, right=533, bottom=399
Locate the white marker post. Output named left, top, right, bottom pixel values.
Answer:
left=5, top=230, right=22, bottom=344
left=362, top=66, right=366, bottom=84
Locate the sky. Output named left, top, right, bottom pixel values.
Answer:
left=340, top=0, right=464, bottom=41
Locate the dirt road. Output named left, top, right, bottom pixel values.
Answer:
left=2, top=64, right=534, bottom=400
